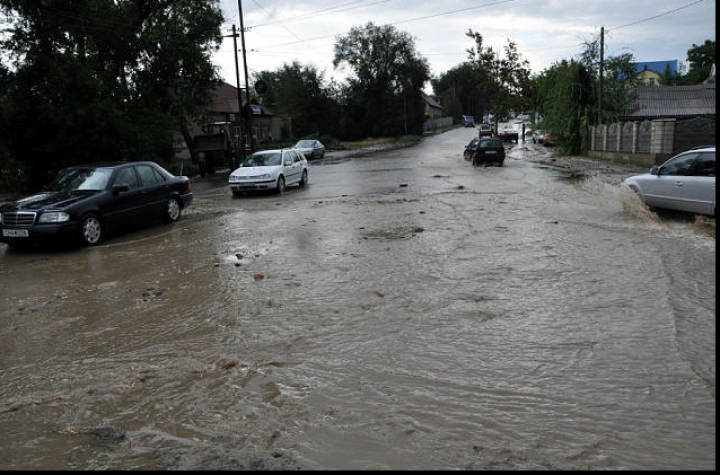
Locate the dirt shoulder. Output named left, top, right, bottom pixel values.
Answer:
left=506, top=142, right=649, bottom=180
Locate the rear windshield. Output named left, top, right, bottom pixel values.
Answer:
left=478, top=139, right=502, bottom=148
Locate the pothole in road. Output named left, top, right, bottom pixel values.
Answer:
left=360, top=226, right=425, bottom=240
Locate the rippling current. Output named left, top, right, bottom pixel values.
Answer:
left=0, top=130, right=714, bottom=469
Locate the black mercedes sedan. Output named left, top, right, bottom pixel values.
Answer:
left=0, top=161, right=193, bottom=249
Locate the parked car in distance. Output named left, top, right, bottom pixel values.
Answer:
left=0, top=161, right=193, bottom=249
left=532, top=130, right=558, bottom=146
left=228, top=148, right=308, bottom=197
left=461, top=115, right=475, bottom=127
left=478, top=123, right=494, bottom=138
left=472, top=137, right=506, bottom=167
left=532, top=129, right=545, bottom=144
left=463, top=138, right=479, bottom=160
left=293, top=139, right=325, bottom=160
left=497, top=127, right=519, bottom=143
left=624, top=146, right=715, bottom=216
left=541, top=132, right=559, bottom=146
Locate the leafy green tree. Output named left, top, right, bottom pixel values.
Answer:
left=0, top=0, right=223, bottom=191
left=253, top=61, right=340, bottom=140
left=683, top=39, right=715, bottom=84
left=431, top=62, right=487, bottom=122
left=532, top=34, right=636, bottom=154
left=533, top=60, right=593, bottom=154
left=463, top=30, right=533, bottom=127
left=333, top=22, right=430, bottom=137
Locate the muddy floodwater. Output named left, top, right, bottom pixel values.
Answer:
left=0, top=128, right=715, bottom=470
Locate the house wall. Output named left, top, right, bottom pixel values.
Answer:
left=588, top=117, right=715, bottom=165
left=636, top=70, right=662, bottom=86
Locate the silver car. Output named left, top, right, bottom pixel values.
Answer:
left=624, top=146, right=715, bottom=216
left=293, top=139, right=325, bottom=160
left=228, top=149, right=308, bottom=196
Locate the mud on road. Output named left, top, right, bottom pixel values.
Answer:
left=0, top=131, right=715, bottom=470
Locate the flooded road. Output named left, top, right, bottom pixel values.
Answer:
left=0, top=128, right=715, bottom=470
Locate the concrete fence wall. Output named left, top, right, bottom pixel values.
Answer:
left=588, top=117, right=715, bottom=166
left=424, top=116, right=453, bottom=133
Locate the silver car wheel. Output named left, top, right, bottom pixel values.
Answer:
left=81, top=214, right=103, bottom=246
left=166, top=197, right=181, bottom=222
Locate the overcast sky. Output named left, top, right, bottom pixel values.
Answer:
left=213, top=0, right=716, bottom=90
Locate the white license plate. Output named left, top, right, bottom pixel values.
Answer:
left=2, top=229, right=29, bottom=237
left=485, top=150, right=496, bottom=154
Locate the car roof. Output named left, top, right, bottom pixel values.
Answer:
left=687, top=145, right=715, bottom=152
left=66, top=161, right=159, bottom=169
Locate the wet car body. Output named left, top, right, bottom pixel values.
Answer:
left=463, top=138, right=479, bottom=160
left=497, top=128, right=519, bottom=143
left=472, top=137, right=505, bottom=166
left=0, top=161, right=193, bottom=249
left=540, top=132, right=559, bottom=146
left=532, top=129, right=545, bottom=143
left=293, top=139, right=325, bottom=160
left=624, top=145, right=715, bottom=216
left=228, top=148, right=308, bottom=196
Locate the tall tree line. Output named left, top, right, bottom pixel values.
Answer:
left=0, top=0, right=714, bottom=192
left=254, top=22, right=431, bottom=142
left=0, top=0, right=224, bottom=191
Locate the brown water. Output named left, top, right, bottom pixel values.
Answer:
left=0, top=129, right=715, bottom=469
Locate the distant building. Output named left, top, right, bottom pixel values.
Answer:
left=620, top=64, right=715, bottom=120
left=627, top=60, right=678, bottom=86
left=422, top=93, right=443, bottom=119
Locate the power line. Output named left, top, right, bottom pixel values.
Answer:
left=608, top=0, right=708, bottom=31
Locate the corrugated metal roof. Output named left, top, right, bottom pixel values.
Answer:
left=622, top=83, right=716, bottom=119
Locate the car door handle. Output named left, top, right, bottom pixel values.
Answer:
left=674, top=181, right=684, bottom=187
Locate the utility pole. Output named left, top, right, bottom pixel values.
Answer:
left=598, top=26, right=604, bottom=125
left=238, top=0, right=253, bottom=153
left=230, top=24, right=245, bottom=163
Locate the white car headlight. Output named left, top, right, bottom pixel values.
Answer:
left=38, top=211, right=70, bottom=223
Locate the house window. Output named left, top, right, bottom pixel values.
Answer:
left=648, top=77, right=655, bottom=86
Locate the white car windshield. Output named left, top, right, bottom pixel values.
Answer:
left=295, top=140, right=314, bottom=148
left=243, top=153, right=282, bottom=167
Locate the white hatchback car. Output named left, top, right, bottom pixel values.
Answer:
left=624, top=146, right=715, bottom=216
left=228, top=149, right=308, bottom=196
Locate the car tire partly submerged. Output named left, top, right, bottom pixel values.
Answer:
left=276, top=176, right=286, bottom=194
left=299, top=170, right=308, bottom=188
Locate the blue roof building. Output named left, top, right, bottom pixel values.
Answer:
left=633, top=60, right=678, bottom=76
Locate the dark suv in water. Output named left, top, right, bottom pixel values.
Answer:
left=471, top=138, right=505, bottom=167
